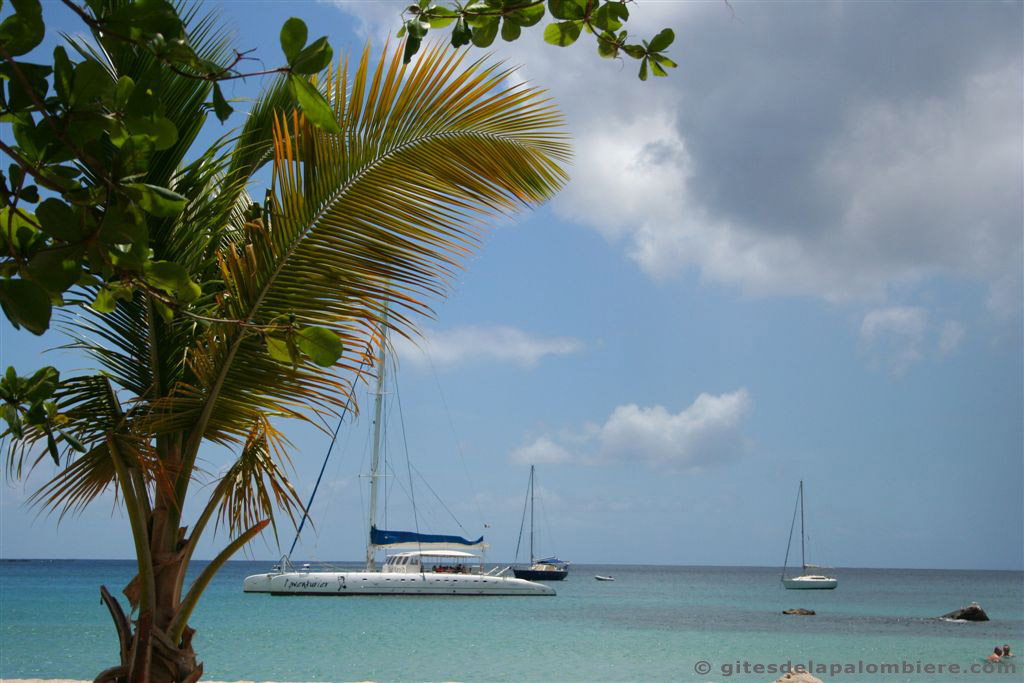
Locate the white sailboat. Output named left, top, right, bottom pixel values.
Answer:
left=781, top=481, right=837, bottom=590
left=244, top=321, right=553, bottom=597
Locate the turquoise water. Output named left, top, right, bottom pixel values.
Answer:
left=1, top=560, right=1022, bottom=682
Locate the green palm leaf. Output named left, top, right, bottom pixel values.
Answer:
left=160, top=41, right=569, bottom=455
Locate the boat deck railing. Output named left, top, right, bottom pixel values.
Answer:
left=274, top=557, right=359, bottom=573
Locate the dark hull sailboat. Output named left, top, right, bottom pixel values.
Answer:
left=513, top=557, right=569, bottom=581
left=512, top=466, right=569, bottom=581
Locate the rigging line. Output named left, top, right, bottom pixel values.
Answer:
left=781, top=481, right=801, bottom=581
left=357, top=407, right=371, bottom=545
left=288, top=361, right=366, bottom=557
left=391, top=361, right=421, bottom=542
left=799, top=481, right=806, bottom=570
left=803, top=484, right=811, bottom=565
left=381, top=456, right=418, bottom=520
left=382, top=386, right=395, bottom=532
left=513, top=469, right=530, bottom=564
left=310, top=394, right=360, bottom=558
left=424, top=347, right=485, bottom=526
left=410, top=462, right=468, bottom=534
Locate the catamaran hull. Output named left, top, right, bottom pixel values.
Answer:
left=243, top=571, right=555, bottom=596
left=783, top=576, right=838, bottom=590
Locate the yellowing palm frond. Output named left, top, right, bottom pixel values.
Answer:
left=215, top=416, right=301, bottom=543
left=158, top=41, right=569, bottom=453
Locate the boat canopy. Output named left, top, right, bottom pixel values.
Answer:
left=370, top=525, right=485, bottom=550
left=536, top=556, right=567, bottom=565
left=392, top=550, right=479, bottom=559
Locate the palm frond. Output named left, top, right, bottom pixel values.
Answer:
left=155, top=41, right=568, bottom=448
left=19, top=377, right=163, bottom=519
left=215, top=415, right=301, bottom=542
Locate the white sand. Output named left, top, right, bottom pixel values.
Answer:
left=1, top=680, right=344, bottom=683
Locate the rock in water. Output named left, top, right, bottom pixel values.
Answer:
left=941, top=602, right=989, bottom=621
left=782, top=608, right=816, bottom=615
left=775, top=672, right=824, bottom=683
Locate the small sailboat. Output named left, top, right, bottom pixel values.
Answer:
left=512, top=465, right=569, bottom=581
left=244, top=317, right=553, bottom=597
left=781, top=481, right=837, bottom=590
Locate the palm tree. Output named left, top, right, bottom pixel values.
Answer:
left=5, top=12, right=568, bottom=681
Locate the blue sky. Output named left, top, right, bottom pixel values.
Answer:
left=1, top=1, right=1021, bottom=571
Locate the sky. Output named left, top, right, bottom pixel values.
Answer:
left=0, top=1, right=1021, bottom=571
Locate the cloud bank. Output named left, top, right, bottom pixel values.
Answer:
left=335, top=2, right=1022, bottom=316
left=393, top=326, right=583, bottom=368
left=512, top=389, right=753, bottom=473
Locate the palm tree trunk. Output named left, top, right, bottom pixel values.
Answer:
left=99, top=563, right=202, bottom=683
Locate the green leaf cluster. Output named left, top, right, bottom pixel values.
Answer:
left=279, top=17, right=340, bottom=134
left=0, top=366, right=82, bottom=464
left=400, top=0, right=677, bottom=80
left=0, top=0, right=210, bottom=335
left=265, top=323, right=345, bottom=368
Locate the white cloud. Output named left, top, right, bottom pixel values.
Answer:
left=332, top=3, right=1022, bottom=319
left=859, top=307, right=965, bottom=373
left=393, top=326, right=583, bottom=368
left=596, top=390, right=753, bottom=471
left=510, top=436, right=573, bottom=465
left=859, top=307, right=927, bottom=376
left=511, top=389, right=753, bottom=473
left=860, top=306, right=928, bottom=343
left=329, top=1, right=404, bottom=42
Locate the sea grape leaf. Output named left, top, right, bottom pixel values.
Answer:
left=125, top=183, right=188, bottom=217
left=280, top=17, right=308, bottom=63
left=0, top=278, right=51, bottom=334
left=212, top=83, right=233, bottom=123
left=544, top=20, right=582, bottom=47
left=289, top=74, right=341, bottom=134
left=297, top=326, right=343, bottom=367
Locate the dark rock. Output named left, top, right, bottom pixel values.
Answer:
left=775, top=672, right=824, bottom=682
left=940, top=602, right=989, bottom=621
left=782, top=608, right=816, bottom=615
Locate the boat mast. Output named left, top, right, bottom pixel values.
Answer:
left=366, top=311, right=388, bottom=571
left=799, top=480, right=806, bottom=572
left=529, top=465, right=535, bottom=564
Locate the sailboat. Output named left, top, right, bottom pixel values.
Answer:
left=512, top=465, right=569, bottom=581
left=243, top=320, right=554, bottom=596
left=781, top=481, right=837, bottom=590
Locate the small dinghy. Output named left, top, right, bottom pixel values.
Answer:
left=594, top=575, right=615, bottom=581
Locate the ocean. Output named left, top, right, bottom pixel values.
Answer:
left=1, top=560, right=1021, bottom=682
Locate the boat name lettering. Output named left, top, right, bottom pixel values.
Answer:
left=284, top=578, right=329, bottom=589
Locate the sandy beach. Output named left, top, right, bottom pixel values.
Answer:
left=1, top=680, right=339, bottom=683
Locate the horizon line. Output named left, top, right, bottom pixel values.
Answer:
left=2, top=557, right=1022, bottom=572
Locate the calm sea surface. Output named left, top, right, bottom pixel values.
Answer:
left=1, top=560, right=1021, bottom=682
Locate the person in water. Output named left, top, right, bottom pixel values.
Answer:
left=987, top=646, right=1003, bottom=663
left=1002, top=644, right=1014, bottom=658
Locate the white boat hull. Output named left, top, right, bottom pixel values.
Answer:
left=782, top=575, right=838, bottom=590
left=244, top=570, right=555, bottom=596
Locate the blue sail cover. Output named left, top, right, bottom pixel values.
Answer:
left=370, top=525, right=484, bottom=548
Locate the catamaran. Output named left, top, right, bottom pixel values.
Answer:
left=512, top=465, right=568, bottom=581
left=781, top=481, right=838, bottom=590
left=244, top=321, right=553, bottom=597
